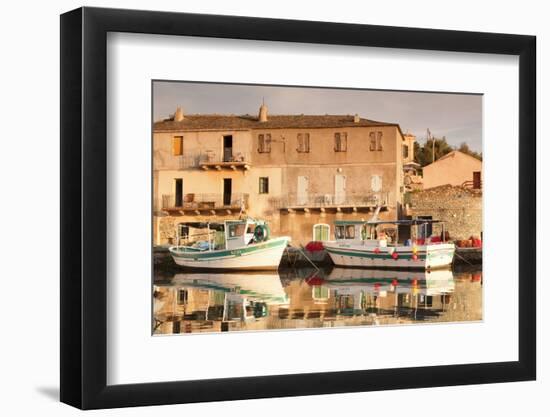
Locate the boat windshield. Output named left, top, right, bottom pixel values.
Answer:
left=227, top=222, right=246, bottom=238
left=176, top=222, right=225, bottom=250
left=335, top=223, right=364, bottom=240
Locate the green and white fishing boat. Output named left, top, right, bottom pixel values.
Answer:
left=169, top=219, right=290, bottom=270
left=323, top=219, right=455, bottom=270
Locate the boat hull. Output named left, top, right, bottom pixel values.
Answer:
left=323, top=242, right=455, bottom=269
left=169, top=237, right=290, bottom=270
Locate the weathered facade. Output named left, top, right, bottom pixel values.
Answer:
left=408, top=185, right=482, bottom=240
left=153, top=105, right=412, bottom=245
left=422, top=150, right=482, bottom=190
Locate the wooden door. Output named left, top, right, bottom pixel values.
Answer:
left=473, top=171, right=481, bottom=189
left=313, top=224, right=330, bottom=241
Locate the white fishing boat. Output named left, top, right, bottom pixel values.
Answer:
left=323, top=219, right=455, bottom=269
left=169, top=219, right=290, bottom=270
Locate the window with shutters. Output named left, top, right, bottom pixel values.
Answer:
left=377, top=131, right=383, bottom=151
left=172, top=136, right=183, bottom=156
left=369, top=131, right=383, bottom=151
left=334, top=132, right=347, bottom=152
left=258, top=133, right=272, bottom=153
left=369, top=132, right=377, bottom=151
left=259, top=177, right=269, bottom=194
left=297, top=133, right=310, bottom=153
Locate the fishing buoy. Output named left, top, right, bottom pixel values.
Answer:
left=374, top=247, right=380, bottom=254
left=412, top=254, right=418, bottom=261
left=392, top=252, right=399, bottom=260
left=392, top=279, right=398, bottom=286
left=412, top=278, right=418, bottom=286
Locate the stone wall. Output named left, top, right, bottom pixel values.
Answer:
left=408, top=185, right=482, bottom=241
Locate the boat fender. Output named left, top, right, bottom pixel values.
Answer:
left=254, top=224, right=270, bottom=242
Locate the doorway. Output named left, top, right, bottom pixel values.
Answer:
left=313, top=224, right=330, bottom=241
left=473, top=171, right=481, bottom=189
left=297, top=176, right=309, bottom=205
left=417, top=215, right=433, bottom=239
left=223, top=135, right=233, bottom=162
left=223, top=178, right=232, bottom=206
left=175, top=178, right=183, bottom=207
left=335, top=174, right=346, bottom=204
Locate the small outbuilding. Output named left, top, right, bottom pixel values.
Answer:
left=422, top=150, right=482, bottom=190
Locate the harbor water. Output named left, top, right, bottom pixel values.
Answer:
left=153, top=266, right=482, bottom=335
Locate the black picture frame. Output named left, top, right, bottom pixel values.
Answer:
left=60, top=6, right=536, bottom=410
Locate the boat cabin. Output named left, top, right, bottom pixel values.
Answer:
left=225, top=219, right=257, bottom=250
left=176, top=218, right=269, bottom=251
left=334, top=218, right=448, bottom=246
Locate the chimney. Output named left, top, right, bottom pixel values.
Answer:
left=258, top=102, right=268, bottom=122
left=353, top=114, right=360, bottom=123
left=174, top=107, right=184, bottom=122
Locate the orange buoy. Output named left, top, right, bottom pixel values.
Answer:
left=412, top=254, right=418, bottom=261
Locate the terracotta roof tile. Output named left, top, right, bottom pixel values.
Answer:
left=153, top=114, right=399, bottom=132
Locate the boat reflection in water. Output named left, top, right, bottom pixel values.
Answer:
left=153, top=268, right=482, bottom=335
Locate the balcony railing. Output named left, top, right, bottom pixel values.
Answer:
left=178, top=152, right=251, bottom=170
left=160, top=193, right=249, bottom=213
left=275, top=192, right=390, bottom=211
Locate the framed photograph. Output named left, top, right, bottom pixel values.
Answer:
left=60, top=7, right=536, bottom=410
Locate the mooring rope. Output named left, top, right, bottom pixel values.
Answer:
left=289, top=245, right=321, bottom=272
left=453, top=249, right=473, bottom=266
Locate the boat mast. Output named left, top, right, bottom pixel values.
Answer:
left=207, top=223, right=211, bottom=251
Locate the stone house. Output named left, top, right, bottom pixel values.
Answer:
left=153, top=104, right=412, bottom=245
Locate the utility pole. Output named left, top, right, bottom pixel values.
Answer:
left=427, top=128, right=434, bottom=163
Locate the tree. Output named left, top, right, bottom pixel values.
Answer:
left=413, top=137, right=482, bottom=167
left=457, top=142, right=483, bottom=161
left=414, top=136, right=453, bottom=167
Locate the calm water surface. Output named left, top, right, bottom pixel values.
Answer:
left=153, top=267, right=482, bottom=335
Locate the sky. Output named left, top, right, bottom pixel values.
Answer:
left=153, top=81, right=482, bottom=152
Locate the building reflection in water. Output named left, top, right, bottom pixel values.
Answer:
left=153, top=268, right=482, bottom=335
